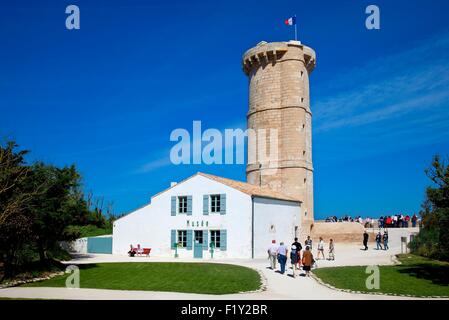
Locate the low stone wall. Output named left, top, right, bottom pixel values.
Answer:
left=310, top=222, right=365, bottom=243
left=59, top=237, right=88, bottom=254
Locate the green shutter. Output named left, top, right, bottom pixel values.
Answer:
left=220, top=194, right=226, bottom=215
left=203, top=230, right=208, bottom=250
left=187, top=196, right=192, bottom=215
left=171, top=230, right=176, bottom=249
left=186, top=230, right=193, bottom=250
left=203, top=195, right=209, bottom=215
left=171, top=196, right=176, bottom=216
left=221, top=229, right=227, bottom=251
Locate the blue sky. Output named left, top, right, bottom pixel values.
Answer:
left=1, top=0, right=449, bottom=219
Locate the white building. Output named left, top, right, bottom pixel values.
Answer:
left=113, top=172, right=301, bottom=259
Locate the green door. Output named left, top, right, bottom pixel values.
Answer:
left=194, top=231, right=203, bottom=258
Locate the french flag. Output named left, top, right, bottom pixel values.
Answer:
left=284, top=16, right=296, bottom=26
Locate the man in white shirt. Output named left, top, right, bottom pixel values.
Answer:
left=277, top=242, right=288, bottom=274
left=267, top=240, right=278, bottom=270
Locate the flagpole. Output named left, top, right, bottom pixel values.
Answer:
left=294, top=14, right=297, bottom=41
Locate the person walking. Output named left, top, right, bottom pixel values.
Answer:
left=290, top=243, right=299, bottom=278
left=277, top=241, right=288, bottom=274
left=305, top=235, right=313, bottom=250
left=317, top=237, right=325, bottom=260
left=291, top=237, right=302, bottom=269
left=267, top=240, right=278, bottom=270
left=328, top=239, right=335, bottom=261
left=383, top=231, right=389, bottom=250
left=375, top=232, right=383, bottom=250
left=302, top=246, right=314, bottom=277
left=363, top=231, right=369, bottom=250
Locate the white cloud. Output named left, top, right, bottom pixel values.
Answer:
left=314, top=32, right=449, bottom=134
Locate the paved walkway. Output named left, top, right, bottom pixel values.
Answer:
left=0, top=227, right=442, bottom=300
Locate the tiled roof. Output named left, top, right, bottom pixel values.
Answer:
left=198, top=172, right=301, bottom=203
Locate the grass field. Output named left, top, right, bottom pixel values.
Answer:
left=313, top=254, right=449, bottom=297
left=25, top=262, right=262, bottom=295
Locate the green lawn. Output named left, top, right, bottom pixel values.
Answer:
left=24, top=262, right=261, bottom=295
left=313, top=254, right=449, bottom=297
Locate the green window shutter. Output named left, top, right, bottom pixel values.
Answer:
left=221, top=229, right=227, bottom=251
left=171, top=230, right=176, bottom=249
left=203, top=195, right=209, bottom=215
left=187, top=196, right=192, bottom=215
left=186, top=230, right=193, bottom=250
left=220, top=194, right=226, bottom=215
left=203, top=230, right=208, bottom=250
left=171, top=196, right=176, bottom=216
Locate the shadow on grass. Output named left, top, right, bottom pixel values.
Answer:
left=398, top=264, right=449, bottom=286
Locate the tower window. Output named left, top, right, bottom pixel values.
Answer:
left=303, top=150, right=306, bottom=155
left=304, top=178, right=307, bottom=183
left=301, top=97, right=304, bottom=103
left=300, top=71, right=304, bottom=78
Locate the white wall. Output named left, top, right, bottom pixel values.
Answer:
left=253, top=197, right=300, bottom=258
left=113, top=174, right=253, bottom=259
left=59, top=237, right=88, bottom=254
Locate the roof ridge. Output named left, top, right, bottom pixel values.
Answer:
left=198, top=172, right=301, bottom=203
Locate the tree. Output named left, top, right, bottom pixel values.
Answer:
left=1, top=140, right=109, bottom=279
left=0, top=141, right=32, bottom=224
left=0, top=141, right=35, bottom=278
left=412, top=155, right=449, bottom=261
left=26, top=163, right=90, bottom=262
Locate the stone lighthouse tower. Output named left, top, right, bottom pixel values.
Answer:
left=242, top=40, right=316, bottom=235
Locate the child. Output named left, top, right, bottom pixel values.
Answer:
left=290, top=244, right=299, bottom=278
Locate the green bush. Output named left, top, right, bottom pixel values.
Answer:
left=410, top=228, right=440, bottom=259
left=66, top=224, right=112, bottom=238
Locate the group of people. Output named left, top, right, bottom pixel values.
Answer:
left=267, top=236, right=335, bottom=278
left=362, top=230, right=389, bottom=250
left=326, top=214, right=419, bottom=229
left=326, top=215, right=375, bottom=227
left=378, top=214, right=418, bottom=228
